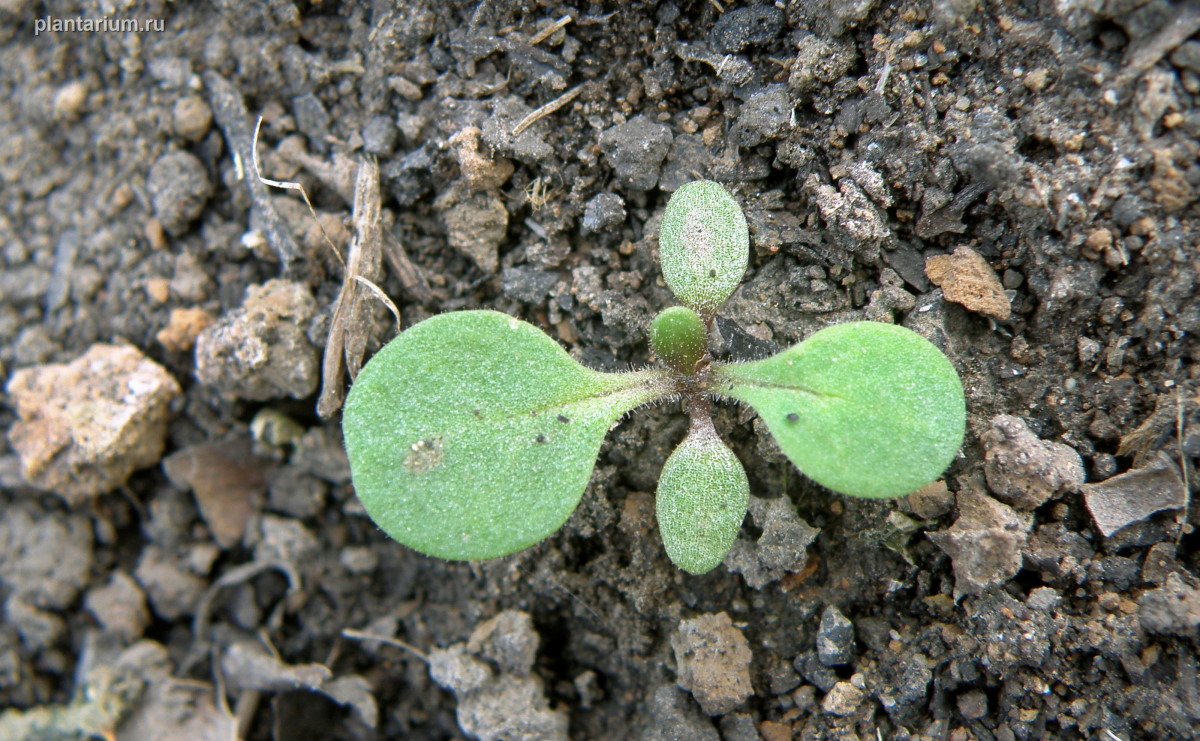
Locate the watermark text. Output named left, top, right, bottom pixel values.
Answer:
left=34, top=15, right=164, bottom=36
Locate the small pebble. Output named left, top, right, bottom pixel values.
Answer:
left=581, top=193, right=626, bottom=234
left=145, top=277, right=171, bottom=305
left=957, top=689, right=988, bottom=720
left=146, top=150, right=212, bottom=235
left=362, top=115, right=398, bottom=156
left=53, top=80, right=89, bottom=119
left=172, top=95, right=213, bottom=142
left=156, top=307, right=215, bottom=352
left=817, top=605, right=855, bottom=666
left=821, top=681, right=864, bottom=716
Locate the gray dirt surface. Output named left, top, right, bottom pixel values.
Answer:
left=2, top=1, right=1200, bottom=739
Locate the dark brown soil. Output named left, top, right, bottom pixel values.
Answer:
left=2, top=1, right=1200, bottom=740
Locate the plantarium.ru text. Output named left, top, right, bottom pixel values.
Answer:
left=343, top=181, right=966, bottom=574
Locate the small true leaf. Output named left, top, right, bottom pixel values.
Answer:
left=656, top=424, right=750, bottom=574
left=650, top=306, right=707, bottom=374
left=659, top=180, right=749, bottom=315
left=344, top=310, right=669, bottom=561
left=714, top=322, right=965, bottom=499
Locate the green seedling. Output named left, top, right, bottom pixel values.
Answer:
left=343, top=181, right=965, bottom=574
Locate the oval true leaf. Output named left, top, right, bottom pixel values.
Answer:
left=658, top=180, right=749, bottom=315
left=650, top=305, right=707, bottom=374
left=344, top=310, right=669, bottom=561
left=656, top=424, right=750, bottom=574
left=713, top=321, right=965, bottom=499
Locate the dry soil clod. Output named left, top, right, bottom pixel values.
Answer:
left=924, top=245, right=1012, bottom=321
left=6, top=344, right=181, bottom=504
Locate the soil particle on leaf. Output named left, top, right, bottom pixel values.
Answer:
left=671, top=611, right=754, bottom=716
left=6, top=344, right=181, bottom=504
left=982, top=414, right=1085, bottom=510
left=194, top=279, right=319, bottom=401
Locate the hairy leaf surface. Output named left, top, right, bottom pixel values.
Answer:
left=658, top=180, right=748, bottom=315
left=714, top=322, right=965, bottom=498
left=344, top=311, right=670, bottom=560
left=656, top=425, right=750, bottom=574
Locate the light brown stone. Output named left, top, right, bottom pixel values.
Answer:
left=925, top=246, right=1011, bottom=320
left=671, top=612, right=754, bottom=715
left=7, top=344, right=181, bottom=503
left=156, top=307, right=214, bottom=352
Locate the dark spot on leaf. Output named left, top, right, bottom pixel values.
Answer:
left=786, top=413, right=799, bottom=422
left=557, top=414, right=570, bottom=424
left=709, top=269, right=717, bottom=277
left=535, top=434, right=547, bottom=443
left=404, top=435, right=445, bottom=474
left=472, top=408, right=482, bottom=418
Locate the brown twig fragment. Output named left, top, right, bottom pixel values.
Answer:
left=512, top=83, right=585, bottom=137
left=252, top=117, right=345, bottom=267
left=1177, top=390, right=1192, bottom=545
left=382, top=230, right=433, bottom=303
left=341, top=628, right=429, bottom=663
left=203, top=71, right=302, bottom=274
left=528, top=14, right=572, bottom=46
left=317, top=157, right=386, bottom=418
